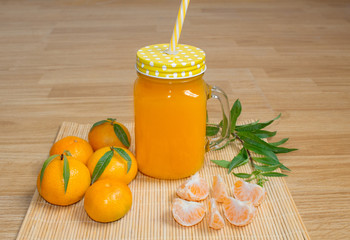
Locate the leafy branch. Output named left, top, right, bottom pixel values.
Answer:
left=207, top=99, right=297, bottom=186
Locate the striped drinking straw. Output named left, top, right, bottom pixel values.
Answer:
left=167, top=0, right=191, bottom=54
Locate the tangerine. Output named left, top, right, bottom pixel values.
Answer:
left=50, top=136, right=93, bottom=166
left=87, top=146, right=137, bottom=184
left=233, top=180, right=266, bottom=207
left=88, top=119, right=131, bottom=151
left=208, top=198, right=225, bottom=230
left=212, top=175, right=228, bottom=203
left=223, top=196, right=256, bottom=226
left=84, top=179, right=132, bottom=223
left=37, top=154, right=91, bottom=206
left=172, top=198, right=206, bottom=227
left=176, top=173, right=209, bottom=201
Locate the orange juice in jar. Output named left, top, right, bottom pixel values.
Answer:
left=134, top=44, right=230, bottom=179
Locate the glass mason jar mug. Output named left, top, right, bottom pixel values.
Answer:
left=134, top=44, right=230, bottom=179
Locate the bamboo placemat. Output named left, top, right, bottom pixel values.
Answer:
left=17, top=122, right=310, bottom=240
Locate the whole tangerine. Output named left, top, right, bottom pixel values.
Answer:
left=37, top=154, right=91, bottom=206
left=87, top=146, right=137, bottom=185
left=50, top=136, right=93, bottom=166
left=88, top=118, right=131, bottom=151
left=84, top=179, right=132, bottom=223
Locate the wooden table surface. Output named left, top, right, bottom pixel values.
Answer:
left=1, top=0, right=349, bottom=239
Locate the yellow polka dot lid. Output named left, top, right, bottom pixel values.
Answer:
left=136, top=43, right=206, bottom=79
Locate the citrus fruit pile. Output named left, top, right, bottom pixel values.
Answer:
left=172, top=173, right=266, bottom=229
left=37, top=119, right=136, bottom=223
left=37, top=117, right=268, bottom=229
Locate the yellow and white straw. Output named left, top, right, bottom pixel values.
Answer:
left=167, top=0, right=191, bottom=54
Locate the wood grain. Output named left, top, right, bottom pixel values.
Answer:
left=0, top=0, right=349, bottom=239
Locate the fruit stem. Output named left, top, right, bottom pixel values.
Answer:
left=107, top=118, right=116, bottom=125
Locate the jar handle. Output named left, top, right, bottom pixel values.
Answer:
left=207, top=85, right=231, bottom=151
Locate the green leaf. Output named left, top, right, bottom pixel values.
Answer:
left=273, top=146, right=298, bottom=154
left=237, top=131, right=297, bottom=154
left=39, top=154, right=60, bottom=187
left=63, top=154, right=70, bottom=193
left=252, top=170, right=261, bottom=176
left=206, top=125, right=220, bottom=136
left=112, top=147, right=132, bottom=173
left=91, top=150, right=114, bottom=184
left=253, top=157, right=277, bottom=165
left=238, top=131, right=275, bottom=151
left=261, top=172, right=288, bottom=177
left=243, top=141, right=279, bottom=162
left=113, top=123, right=130, bottom=148
left=237, top=158, right=249, bottom=168
left=253, top=157, right=291, bottom=171
left=90, top=120, right=108, bottom=131
left=218, top=120, right=223, bottom=127
left=254, top=164, right=280, bottom=172
left=233, top=173, right=252, bottom=179
left=279, top=163, right=291, bottom=171
left=270, top=138, right=289, bottom=146
left=234, top=121, right=259, bottom=131
left=235, top=114, right=281, bottom=132
left=107, top=118, right=116, bottom=122
left=253, top=130, right=277, bottom=138
left=211, top=160, right=230, bottom=168
left=269, top=138, right=296, bottom=153
left=230, top=99, right=242, bottom=131
left=257, top=177, right=268, bottom=186
left=221, top=114, right=229, bottom=137
left=63, top=150, right=72, bottom=157
left=228, top=148, right=248, bottom=173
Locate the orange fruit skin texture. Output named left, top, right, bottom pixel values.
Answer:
left=88, top=121, right=131, bottom=151
left=233, top=180, right=266, bottom=207
left=50, top=136, right=93, bottom=166
left=223, top=196, right=256, bottom=227
left=36, top=156, right=91, bottom=206
left=87, top=146, right=137, bottom=185
left=176, top=173, right=209, bottom=201
left=84, top=179, right=132, bottom=223
left=208, top=198, right=225, bottom=230
left=172, top=198, right=206, bottom=227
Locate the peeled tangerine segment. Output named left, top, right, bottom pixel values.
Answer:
left=223, top=196, right=256, bottom=226
left=176, top=173, right=209, bottom=201
left=208, top=198, right=225, bottom=230
left=172, top=198, right=206, bottom=227
left=212, top=175, right=228, bottom=203
left=233, top=180, right=266, bottom=207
